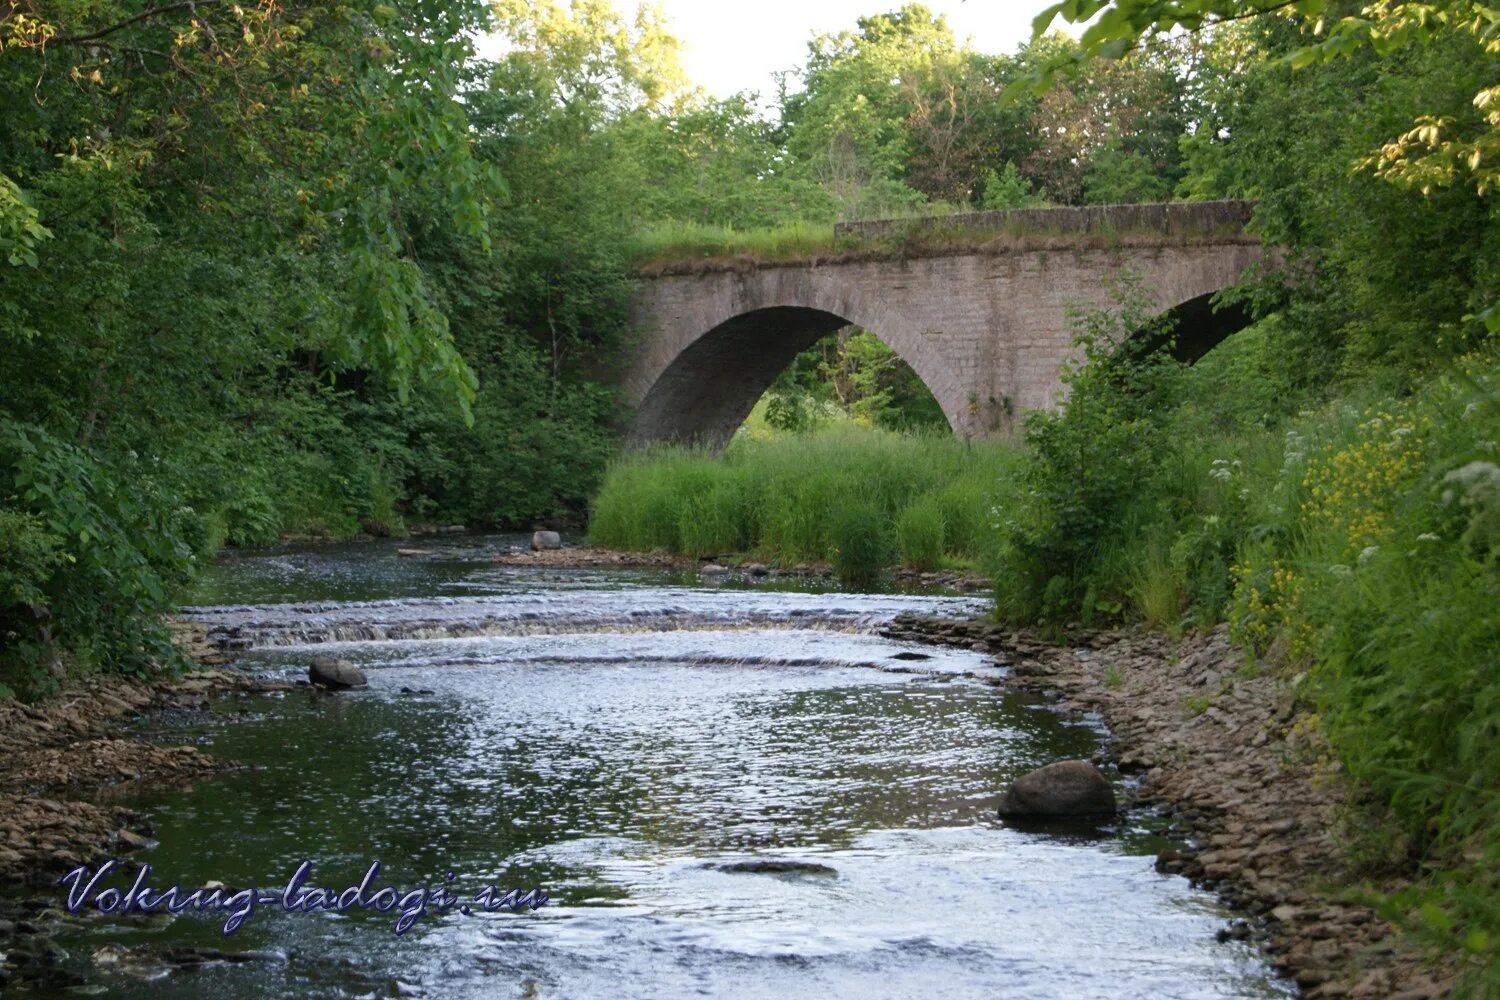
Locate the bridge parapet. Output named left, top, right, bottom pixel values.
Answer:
left=833, top=199, right=1255, bottom=244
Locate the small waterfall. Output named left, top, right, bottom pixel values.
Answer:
left=182, top=590, right=987, bottom=652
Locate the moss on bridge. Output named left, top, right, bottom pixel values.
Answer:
left=629, top=200, right=1258, bottom=277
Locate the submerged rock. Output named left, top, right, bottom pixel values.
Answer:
left=308, top=655, right=368, bottom=691
left=531, top=530, right=562, bottom=551
left=709, top=860, right=837, bottom=876
left=997, top=760, right=1116, bottom=819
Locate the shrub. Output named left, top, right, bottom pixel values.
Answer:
left=993, top=282, right=1182, bottom=622
left=0, top=419, right=199, bottom=698
left=0, top=510, right=65, bottom=694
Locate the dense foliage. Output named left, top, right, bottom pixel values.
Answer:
left=0, top=1, right=645, bottom=694
left=622, top=5, right=1207, bottom=259
left=993, top=3, right=1500, bottom=991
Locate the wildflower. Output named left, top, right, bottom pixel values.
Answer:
left=1357, top=545, right=1379, bottom=565
left=1443, top=461, right=1500, bottom=488
left=1417, top=532, right=1440, bottom=542
left=1328, top=564, right=1352, bottom=577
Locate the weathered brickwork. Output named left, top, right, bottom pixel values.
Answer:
left=625, top=204, right=1269, bottom=447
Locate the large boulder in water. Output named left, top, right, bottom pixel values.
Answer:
left=997, top=760, right=1116, bottom=819
left=531, top=530, right=561, bottom=551
left=309, top=655, right=368, bottom=691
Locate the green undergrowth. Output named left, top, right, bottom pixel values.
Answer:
left=986, top=288, right=1500, bottom=992
left=587, top=427, right=1023, bottom=584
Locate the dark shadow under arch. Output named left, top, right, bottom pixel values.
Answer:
left=1147, top=291, right=1258, bottom=364
left=626, top=306, right=954, bottom=449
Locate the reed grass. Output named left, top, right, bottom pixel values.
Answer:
left=588, top=426, right=1023, bottom=577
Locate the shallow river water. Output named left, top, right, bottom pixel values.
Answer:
left=48, top=537, right=1293, bottom=999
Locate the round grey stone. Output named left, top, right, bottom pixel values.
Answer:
left=996, top=760, right=1116, bottom=818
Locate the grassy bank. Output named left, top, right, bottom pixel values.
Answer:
left=1192, top=353, right=1500, bottom=993
left=588, top=428, right=1024, bottom=584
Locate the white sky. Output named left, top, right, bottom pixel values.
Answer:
left=481, top=2, right=1070, bottom=100
left=663, top=1, right=1064, bottom=98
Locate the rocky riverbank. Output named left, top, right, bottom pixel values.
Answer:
left=881, top=614, right=1459, bottom=1000
left=0, top=623, right=293, bottom=989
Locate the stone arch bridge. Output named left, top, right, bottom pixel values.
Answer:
left=622, top=200, right=1269, bottom=448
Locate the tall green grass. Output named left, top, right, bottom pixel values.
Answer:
left=588, top=427, right=1023, bottom=583
left=895, top=495, right=946, bottom=572
left=624, top=202, right=977, bottom=267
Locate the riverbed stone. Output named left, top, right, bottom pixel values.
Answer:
left=308, top=655, right=368, bottom=691
left=710, top=860, right=837, bottom=876
left=996, top=760, right=1117, bottom=819
left=531, top=530, right=562, bottom=551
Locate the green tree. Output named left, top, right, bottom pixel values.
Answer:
left=780, top=4, right=956, bottom=217
left=981, top=161, right=1043, bottom=208
left=1026, top=0, right=1500, bottom=200
left=1013, top=32, right=1191, bottom=204
left=0, top=0, right=607, bottom=691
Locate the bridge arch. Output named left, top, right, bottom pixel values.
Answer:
left=624, top=300, right=964, bottom=449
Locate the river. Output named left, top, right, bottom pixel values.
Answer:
left=45, top=536, right=1293, bottom=999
